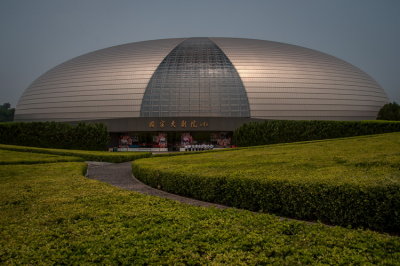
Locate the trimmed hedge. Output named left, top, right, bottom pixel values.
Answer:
left=132, top=133, right=400, bottom=233
left=0, top=144, right=151, bottom=163
left=0, top=121, right=109, bottom=150
left=133, top=166, right=400, bottom=233
left=233, top=120, right=400, bottom=146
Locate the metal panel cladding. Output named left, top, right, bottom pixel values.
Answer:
left=212, top=38, right=388, bottom=120
left=140, top=38, right=250, bottom=117
left=15, top=38, right=185, bottom=121
left=15, top=37, right=389, bottom=122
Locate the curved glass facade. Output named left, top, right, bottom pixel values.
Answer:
left=140, top=37, right=250, bottom=117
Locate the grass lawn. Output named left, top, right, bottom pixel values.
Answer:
left=133, top=133, right=400, bottom=232
left=0, top=144, right=151, bottom=163
left=0, top=149, right=83, bottom=164
left=0, top=160, right=399, bottom=264
left=135, top=133, right=400, bottom=185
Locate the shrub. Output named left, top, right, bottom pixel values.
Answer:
left=0, top=121, right=109, bottom=150
left=233, top=120, right=400, bottom=146
left=133, top=133, right=400, bottom=233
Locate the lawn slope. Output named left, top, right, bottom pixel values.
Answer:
left=133, top=133, right=400, bottom=232
left=0, top=144, right=151, bottom=163
left=0, top=160, right=399, bottom=264
left=0, top=149, right=83, bottom=164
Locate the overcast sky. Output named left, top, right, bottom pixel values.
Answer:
left=1, top=0, right=399, bottom=107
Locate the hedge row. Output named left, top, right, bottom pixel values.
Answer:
left=0, top=144, right=152, bottom=163
left=233, top=120, right=400, bottom=146
left=132, top=165, right=400, bottom=233
left=0, top=121, right=109, bottom=150
left=132, top=133, right=400, bottom=233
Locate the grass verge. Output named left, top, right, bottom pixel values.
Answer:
left=0, top=149, right=83, bottom=165
left=0, top=144, right=151, bottom=163
left=0, top=162, right=399, bottom=264
left=133, top=133, right=400, bottom=233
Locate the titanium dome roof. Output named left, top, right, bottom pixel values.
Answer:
left=15, top=37, right=388, bottom=121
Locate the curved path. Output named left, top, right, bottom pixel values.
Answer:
left=86, top=162, right=328, bottom=226
left=85, top=162, right=377, bottom=231
left=86, top=162, right=227, bottom=209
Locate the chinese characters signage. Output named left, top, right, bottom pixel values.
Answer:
left=148, top=120, right=209, bottom=129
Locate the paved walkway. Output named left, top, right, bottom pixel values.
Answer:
left=86, top=162, right=227, bottom=209
left=86, top=162, right=328, bottom=227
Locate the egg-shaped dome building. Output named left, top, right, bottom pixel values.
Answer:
left=15, top=37, right=388, bottom=150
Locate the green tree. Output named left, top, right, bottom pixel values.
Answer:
left=377, top=102, right=400, bottom=121
left=0, top=103, right=15, bottom=122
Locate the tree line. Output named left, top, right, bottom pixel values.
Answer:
left=377, top=102, right=400, bottom=121
left=0, top=103, right=15, bottom=122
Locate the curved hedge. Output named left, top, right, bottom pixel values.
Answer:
left=233, top=120, right=400, bottom=146
left=132, top=166, right=400, bottom=233
left=132, top=133, right=400, bottom=233
left=0, top=121, right=109, bottom=150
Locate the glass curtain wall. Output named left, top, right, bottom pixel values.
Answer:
left=140, top=37, right=250, bottom=117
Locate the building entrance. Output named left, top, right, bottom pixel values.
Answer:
left=111, top=131, right=233, bottom=151
left=167, top=132, right=181, bottom=151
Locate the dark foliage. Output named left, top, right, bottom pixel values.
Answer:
left=377, top=102, right=400, bottom=121
left=0, top=121, right=109, bottom=150
left=0, top=103, right=15, bottom=122
left=233, top=120, right=400, bottom=146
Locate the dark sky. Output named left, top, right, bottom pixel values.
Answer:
left=1, top=0, right=399, bottom=106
